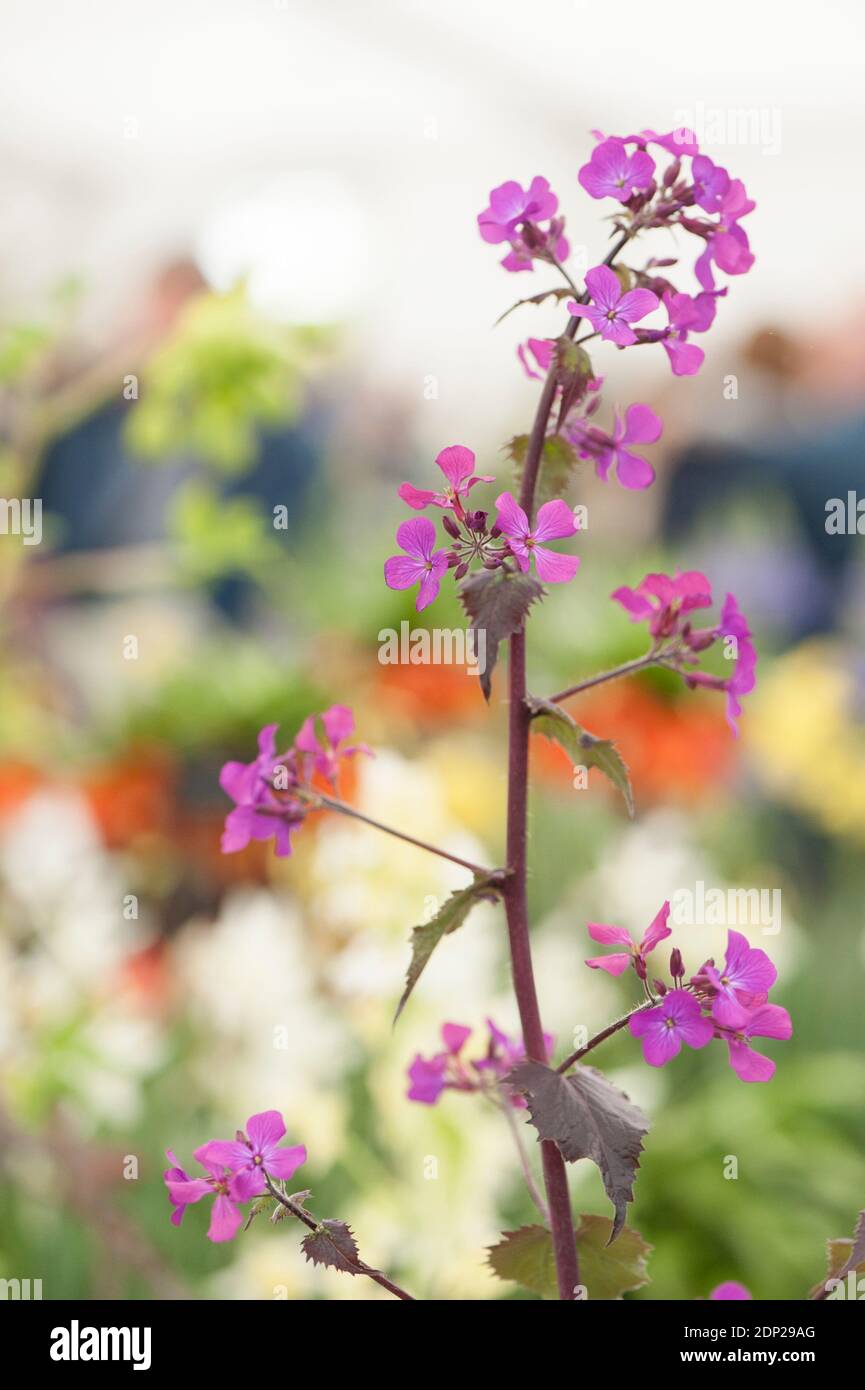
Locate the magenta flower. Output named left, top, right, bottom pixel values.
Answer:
left=295, top=705, right=370, bottom=782
left=407, top=1019, right=552, bottom=1108
left=612, top=569, right=713, bottom=637
left=691, top=155, right=731, bottom=213
left=196, top=1110, right=307, bottom=1184
left=477, top=177, right=568, bottom=273
left=398, top=445, right=494, bottom=513
left=694, top=180, right=756, bottom=290
left=629, top=990, right=713, bottom=1067
left=704, top=929, right=777, bottom=1029
left=219, top=723, right=305, bottom=858
left=384, top=516, right=449, bottom=611
left=578, top=138, right=655, bottom=202
left=586, top=901, right=672, bottom=976
left=724, top=1003, right=792, bottom=1083
left=219, top=709, right=369, bottom=857
left=567, top=266, right=658, bottom=346
left=661, top=290, right=722, bottom=377
left=517, top=337, right=555, bottom=381
left=718, top=593, right=758, bottom=734
left=478, top=177, right=559, bottom=242
left=710, top=1281, right=752, bottom=1300
left=572, top=403, right=662, bottom=489
left=494, top=492, right=579, bottom=583
left=163, top=1150, right=264, bottom=1243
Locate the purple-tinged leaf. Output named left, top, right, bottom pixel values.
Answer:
left=460, top=567, right=544, bottom=700
left=301, top=1219, right=361, bottom=1275
left=508, top=1060, right=649, bottom=1242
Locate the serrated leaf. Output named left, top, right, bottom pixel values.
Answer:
left=243, top=1195, right=274, bottom=1231
left=508, top=433, right=581, bottom=506
left=528, top=697, right=634, bottom=816
left=508, top=1061, right=649, bottom=1242
left=812, top=1210, right=865, bottom=1295
left=487, top=1215, right=651, bottom=1300
left=573, top=1214, right=652, bottom=1298
left=494, top=285, right=572, bottom=326
left=487, top=1225, right=559, bottom=1300
left=395, top=876, right=501, bottom=1023
left=301, top=1219, right=360, bottom=1274
left=459, top=567, right=544, bottom=700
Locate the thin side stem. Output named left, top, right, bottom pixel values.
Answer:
left=557, top=999, right=657, bottom=1075
left=308, top=791, right=501, bottom=881
left=547, top=652, right=659, bottom=705
left=497, top=1092, right=549, bottom=1222
left=263, top=1175, right=416, bottom=1302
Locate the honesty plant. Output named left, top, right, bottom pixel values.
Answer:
left=167, top=123, right=793, bottom=1301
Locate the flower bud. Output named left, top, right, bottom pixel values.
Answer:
left=662, top=159, right=681, bottom=188
left=670, top=947, right=685, bottom=980
left=468, top=509, right=488, bottom=532
left=489, top=524, right=501, bottom=539
left=454, top=561, right=470, bottom=580
left=442, top=513, right=461, bottom=540
left=445, top=550, right=460, bottom=568
left=653, top=979, right=668, bottom=997
left=634, top=954, right=648, bottom=981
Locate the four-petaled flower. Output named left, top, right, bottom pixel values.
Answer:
left=196, top=1109, right=308, bottom=1185
left=294, top=705, right=370, bottom=783
left=384, top=516, right=450, bottom=611
left=629, top=990, right=714, bottom=1067
left=398, top=445, right=494, bottom=513
left=662, top=290, right=723, bottom=377
left=494, top=492, right=580, bottom=583
left=477, top=177, right=568, bottom=273
left=163, top=1149, right=265, bottom=1243
left=723, top=1003, right=793, bottom=1083
left=568, top=266, right=658, bottom=346
left=572, top=403, right=663, bottom=490
left=612, top=569, right=713, bottom=637
left=703, top=929, right=777, bottom=1028
left=219, top=723, right=305, bottom=858
left=578, top=137, right=656, bottom=203
left=586, top=901, right=672, bottom=976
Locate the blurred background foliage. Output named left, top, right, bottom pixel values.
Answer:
left=1, top=0, right=864, bottom=1302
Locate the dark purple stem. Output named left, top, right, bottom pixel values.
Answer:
left=502, top=227, right=634, bottom=1300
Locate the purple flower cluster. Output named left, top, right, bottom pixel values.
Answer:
left=164, top=1110, right=306, bottom=1242
left=611, top=569, right=757, bottom=733
left=407, top=1019, right=553, bottom=1108
left=384, top=446, right=579, bottom=611
left=585, top=911, right=791, bottom=1083
left=219, top=707, right=370, bottom=857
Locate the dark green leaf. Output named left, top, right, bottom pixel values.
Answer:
left=395, top=876, right=502, bottom=1023
left=528, top=696, right=634, bottom=816
left=487, top=1215, right=652, bottom=1299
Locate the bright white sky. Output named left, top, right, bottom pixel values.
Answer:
left=0, top=0, right=862, bottom=439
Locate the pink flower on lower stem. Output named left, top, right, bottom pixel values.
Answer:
left=384, top=516, right=450, bottom=611
left=586, top=901, right=672, bottom=977
left=710, top=1281, right=752, bottom=1300
left=407, top=1019, right=552, bottom=1108
left=219, top=722, right=305, bottom=858
left=398, top=445, right=494, bottom=513
left=612, top=569, right=713, bottom=638
left=568, top=265, right=658, bottom=346
left=724, top=1003, right=792, bottom=1083
left=494, top=492, right=580, bottom=583
left=629, top=990, right=713, bottom=1066
left=704, top=929, right=777, bottom=1028
left=661, top=290, right=723, bottom=377
left=294, top=705, right=371, bottom=782
left=163, top=1150, right=265, bottom=1243
left=195, top=1110, right=307, bottom=1184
